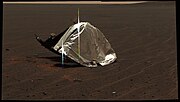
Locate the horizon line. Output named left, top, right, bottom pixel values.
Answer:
left=3, top=1, right=148, bottom=5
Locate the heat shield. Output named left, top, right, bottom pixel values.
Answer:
left=53, top=22, right=117, bottom=67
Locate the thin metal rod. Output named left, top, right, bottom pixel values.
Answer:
left=61, top=40, right=64, bottom=66
left=78, top=8, right=80, bottom=57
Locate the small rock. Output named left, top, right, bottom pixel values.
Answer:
left=97, top=90, right=101, bottom=92
left=73, top=78, right=82, bottom=82
left=37, top=78, right=43, bottom=80
left=5, top=48, right=10, bottom=51
left=145, top=61, right=152, bottom=65
left=42, top=92, right=47, bottom=95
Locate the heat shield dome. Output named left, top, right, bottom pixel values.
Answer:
left=36, top=22, right=117, bottom=67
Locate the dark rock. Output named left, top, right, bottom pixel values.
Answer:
left=5, top=48, right=10, bottom=51
left=97, top=90, right=101, bottom=92
left=42, top=92, right=47, bottom=95
left=73, top=78, right=82, bottom=82
left=37, top=78, right=43, bottom=80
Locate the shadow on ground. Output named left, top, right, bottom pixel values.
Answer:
left=37, top=55, right=83, bottom=68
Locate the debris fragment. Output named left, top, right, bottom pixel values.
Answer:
left=112, top=91, right=116, bottom=94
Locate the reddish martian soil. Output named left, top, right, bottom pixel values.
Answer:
left=2, top=1, right=177, bottom=100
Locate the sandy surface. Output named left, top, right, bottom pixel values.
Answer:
left=2, top=1, right=178, bottom=100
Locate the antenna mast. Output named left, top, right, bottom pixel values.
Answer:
left=77, top=8, right=80, bottom=57
left=78, top=8, right=80, bottom=24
